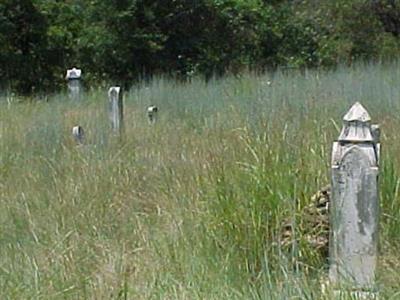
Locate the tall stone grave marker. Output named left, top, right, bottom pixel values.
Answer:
left=66, top=68, right=82, bottom=101
left=329, top=102, right=380, bottom=295
left=108, top=86, right=124, bottom=135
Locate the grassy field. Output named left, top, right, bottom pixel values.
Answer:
left=1, top=62, right=400, bottom=299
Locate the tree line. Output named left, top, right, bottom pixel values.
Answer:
left=1, top=0, right=400, bottom=94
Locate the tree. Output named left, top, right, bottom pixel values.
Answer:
left=0, top=0, right=49, bottom=93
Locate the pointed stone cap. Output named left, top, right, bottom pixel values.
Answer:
left=108, top=86, right=121, bottom=99
left=66, top=67, right=82, bottom=80
left=338, top=102, right=374, bottom=142
left=343, top=102, right=371, bottom=122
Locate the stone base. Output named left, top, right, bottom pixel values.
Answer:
left=321, top=280, right=378, bottom=299
left=332, top=290, right=378, bottom=299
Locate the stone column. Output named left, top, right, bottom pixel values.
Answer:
left=66, top=68, right=82, bottom=101
left=108, top=86, right=124, bottom=135
left=329, top=102, right=380, bottom=294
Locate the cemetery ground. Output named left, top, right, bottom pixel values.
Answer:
left=1, top=62, right=400, bottom=299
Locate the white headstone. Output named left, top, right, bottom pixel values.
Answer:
left=66, top=68, right=82, bottom=101
left=108, top=86, right=124, bottom=134
left=147, top=105, right=158, bottom=124
left=72, top=125, right=84, bottom=145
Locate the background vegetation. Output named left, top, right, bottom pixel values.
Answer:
left=1, top=62, right=400, bottom=298
left=1, top=0, right=400, bottom=93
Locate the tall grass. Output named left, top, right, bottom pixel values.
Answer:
left=1, top=62, right=400, bottom=299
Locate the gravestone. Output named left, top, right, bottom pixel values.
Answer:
left=329, top=102, right=380, bottom=296
left=66, top=68, right=82, bottom=101
left=72, top=125, right=84, bottom=145
left=147, top=105, right=158, bottom=124
left=108, top=86, right=124, bottom=135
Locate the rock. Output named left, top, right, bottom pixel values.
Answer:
left=280, top=185, right=331, bottom=258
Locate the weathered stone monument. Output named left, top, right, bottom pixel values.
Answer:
left=108, top=86, right=124, bottom=135
left=72, top=125, right=85, bottom=145
left=147, top=105, right=158, bottom=124
left=329, top=102, right=380, bottom=297
left=66, top=68, right=82, bottom=101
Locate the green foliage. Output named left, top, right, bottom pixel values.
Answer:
left=0, top=0, right=50, bottom=93
left=1, top=0, right=400, bottom=93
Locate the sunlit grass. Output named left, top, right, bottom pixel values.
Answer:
left=1, top=62, right=400, bottom=298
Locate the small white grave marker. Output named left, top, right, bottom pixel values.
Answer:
left=66, top=67, right=82, bottom=101
left=329, top=102, right=380, bottom=294
left=147, top=105, right=158, bottom=123
left=72, top=125, right=84, bottom=145
left=108, top=86, right=124, bottom=134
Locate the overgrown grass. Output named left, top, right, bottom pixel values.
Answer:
left=1, top=62, right=400, bottom=299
